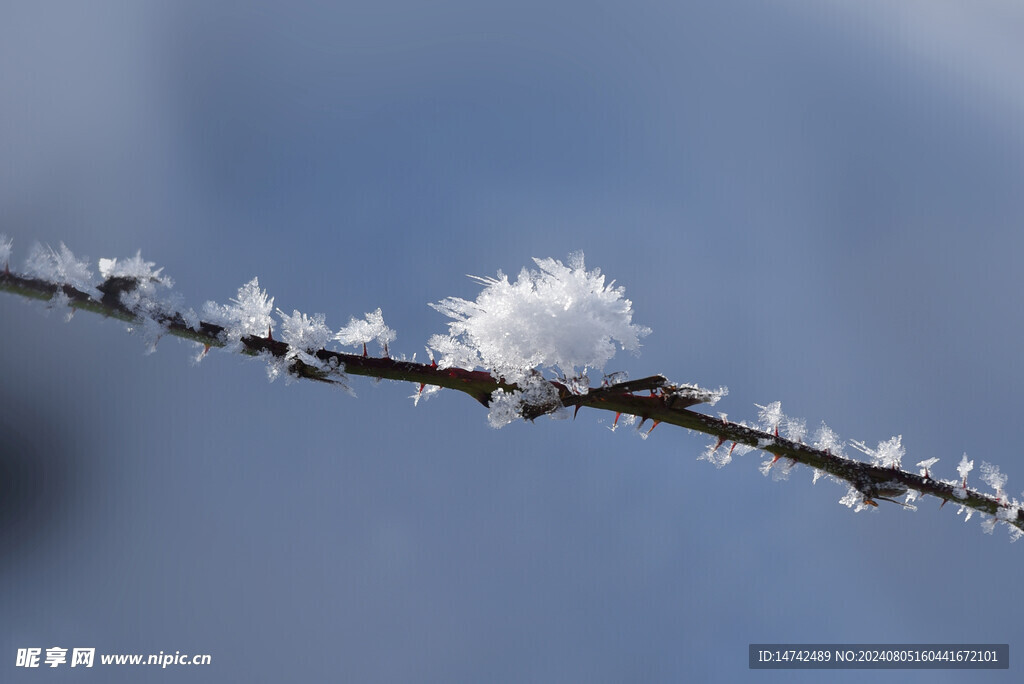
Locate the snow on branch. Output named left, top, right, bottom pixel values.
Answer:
left=1, top=237, right=1022, bottom=541
left=427, top=251, right=649, bottom=384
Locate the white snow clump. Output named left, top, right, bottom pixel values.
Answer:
left=428, top=251, right=650, bottom=383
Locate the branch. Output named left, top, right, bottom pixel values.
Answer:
left=3, top=255, right=1021, bottom=538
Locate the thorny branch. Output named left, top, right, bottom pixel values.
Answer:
left=3, top=268, right=1022, bottom=535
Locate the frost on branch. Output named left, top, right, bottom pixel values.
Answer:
left=335, top=308, right=396, bottom=355
left=25, top=242, right=99, bottom=299
left=99, top=252, right=171, bottom=286
left=97, top=251, right=194, bottom=337
left=202, top=278, right=275, bottom=347
left=276, top=308, right=332, bottom=367
left=428, top=251, right=650, bottom=384
left=755, top=401, right=785, bottom=434
left=850, top=435, right=904, bottom=469
left=487, top=374, right=562, bottom=428
left=979, top=462, right=1008, bottom=499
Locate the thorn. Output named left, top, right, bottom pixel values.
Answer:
left=384, top=342, right=390, bottom=358
left=774, top=426, right=779, bottom=438
left=417, top=382, right=425, bottom=394
left=862, top=498, right=879, bottom=507
left=573, top=405, right=582, bottom=420
left=770, top=454, right=782, bottom=465
left=711, top=436, right=725, bottom=453
left=267, top=326, right=273, bottom=341
left=729, top=442, right=737, bottom=457
left=613, top=412, right=621, bottom=427
left=637, top=417, right=647, bottom=430
left=939, top=499, right=947, bottom=509
left=646, top=420, right=661, bottom=435
left=362, top=342, right=368, bottom=357
left=202, top=344, right=211, bottom=358
left=430, top=358, right=437, bottom=369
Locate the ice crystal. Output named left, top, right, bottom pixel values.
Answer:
left=979, top=462, right=1007, bottom=498
left=850, top=435, right=904, bottom=469
left=698, top=438, right=732, bottom=467
left=956, top=454, right=974, bottom=483
left=428, top=252, right=650, bottom=382
left=25, top=242, right=98, bottom=298
left=335, top=308, right=396, bottom=354
left=0, top=234, right=12, bottom=267
left=98, top=251, right=171, bottom=287
left=916, top=457, right=939, bottom=477
left=487, top=389, right=523, bottom=428
left=277, top=309, right=332, bottom=365
left=782, top=416, right=807, bottom=443
left=812, top=423, right=844, bottom=457
left=755, top=401, right=784, bottom=434
left=202, top=278, right=275, bottom=343
left=140, top=316, right=165, bottom=355
left=672, top=384, right=728, bottom=406
left=485, top=375, right=562, bottom=428
left=839, top=486, right=871, bottom=512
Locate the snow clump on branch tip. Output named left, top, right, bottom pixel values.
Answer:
left=427, top=251, right=650, bottom=383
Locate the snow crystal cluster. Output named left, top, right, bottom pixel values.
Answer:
left=202, top=278, right=275, bottom=346
left=25, top=242, right=100, bottom=299
left=426, top=252, right=650, bottom=428
left=5, top=240, right=397, bottom=383
left=336, top=309, right=396, bottom=355
left=850, top=435, right=904, bottom=469
left=428, top=251, right=649, bottom=384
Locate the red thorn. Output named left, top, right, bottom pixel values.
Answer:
left=728, top=442, right=737, bottom=457
left=417, top=383, right=425, bottom=394
left=774, top=426, right=779, bottom=437
left=362, top=342, right=368, bottom=357
left=940, top=499, right=947, bottom=509
left=267, top=327, right=273, bottom=341
left=646, top=420, right=661, bottom=435
left=711, top=436, right=725, bottom=452
left=430, top=358, right=437, bottom=368
left=863, top=498, right=879, bottom=508
left=770, top=454, right=782, bottom=465
left=202, top=343, right=211, bottom=358
left=573, top=405, right=582, bottom=420
left=384, top=342, right=390, bottom=358
left=613, top=412, right=621, bottom=427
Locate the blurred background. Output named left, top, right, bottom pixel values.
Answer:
left=2, top=1, right=1022, bottom=681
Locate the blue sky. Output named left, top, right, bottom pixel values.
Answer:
left=2, top=2, right=1023, bottom=681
